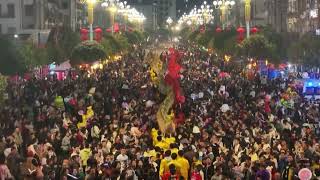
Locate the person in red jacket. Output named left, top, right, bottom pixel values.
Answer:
left=162, top=164, right=183, bottom=180
left=191, top=164, right=203, bottom=180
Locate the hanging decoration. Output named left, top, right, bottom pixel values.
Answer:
left=237, top=27, right=245, bottom=43
left=80, top=28, right=89, bottom=41
left=94, top=27, right=103, bottom=42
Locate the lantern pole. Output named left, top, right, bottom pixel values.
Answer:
left=245, top=0, right=251, bottom=38
left=87, top=0, right=96, bottom=41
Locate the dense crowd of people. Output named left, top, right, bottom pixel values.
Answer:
left=0, top=44, right=320, bottom=180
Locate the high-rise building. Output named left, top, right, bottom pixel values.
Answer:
left=0, top=0, right=80, bottom=40
left=128, top=0, right=176, bottom=28
left=129, top=0, right=157, bottom=30
left=265, top=0, right=288, bottom=32
left=237, top=0, right=268, bottom=27
left=154, top=0, right=176, bottom=27
left=287, top=0, right=319, bottom=34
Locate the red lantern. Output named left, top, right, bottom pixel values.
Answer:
left=80, top=28, right=89, bottom=41
left=199, top=25, right=205, bottom=33
left=114, top=23, right=120, bottom=33
left=94, top=27, right=102, bottom=42
left=250, top=27, right=259, bottom=34
left=237, top=27, right=245, bottom=43
left=216, top=27, right=222, bottom=33
left=237, top=27, right=245, bottom=33
left=106, top=28, right=112, bottom=33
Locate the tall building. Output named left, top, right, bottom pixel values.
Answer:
left=287, top=0, right=319, bottom=34
left=0, top=0, right=80, bottom=41
left=154, top=0, right=176, bottom=27
left=129, top=0, right=157, bottom=30
left=265, top=0, right=288, bottom=32
left=234, top=0, right=268, bottom=28
left=127, top=0, right=176, bottom=29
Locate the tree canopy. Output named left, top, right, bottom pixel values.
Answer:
left=288, top=33, right=320, bottom=66
left=70, top=40, right=106, bottom=65
left=47, top=26, right=80, bottom=63
left=237, top=34, right=278, bottom=63
left=0, top=36, right=26, bottom=75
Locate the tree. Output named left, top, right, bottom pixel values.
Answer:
left=237, top=34, right=278, bottom=63
left=261, top=26, right=288, bottom=60
left=288, top=33, right=320, bottom=66
left=114, top=34, right=130, bottom=52
left=20, top=42, right=48, bottom=69
left=47, top=26, right=80, bottom=63
left=0, top=36, right=26, bottom=75
left=70, top=40, right=106, bottom=65
left=101, top=34, right=122, bottom=57
left=0, top=74, right=7, bottom=104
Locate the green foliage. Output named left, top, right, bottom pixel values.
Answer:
left=237, top=34, right=278, bottom=63
left=70, top=40, right=106, bottom=65
left=20, top=41, right=48, bottom=69
left=260, top=26, right=287, bottom=60
left=101, top=34, right=121, bottom=57
left=0, top=36, right=26, bottom=75
left=213, top=29, right=237, bottom=53
left=0, top=74, right=7, bottom=104
left=47, top=26, right=80, bottom=63
left=288, top=33, right=320, bottom=66
left=114, top=34, right=130, bottom=52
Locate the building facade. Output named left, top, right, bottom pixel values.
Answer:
left=130, top=0, right=157, bottom=30
left=0, top=0, right=80, bottom=38
left=287, top=0, right=319, bottom=34
left=236, top=0, right=268, bottom=28
left=154, top=0, right=176, bottom=27
left=264, top=0, right=288, bottom=32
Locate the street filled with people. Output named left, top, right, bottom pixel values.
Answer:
left=0, top=43, right=320, bottom=180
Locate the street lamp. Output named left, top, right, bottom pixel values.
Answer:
left=213, top=0, right=235, bottom=29
left=244, top=0, right=251, bottom=38
left=166, top=17, right=173, bottom=26
left=118, top=1, right=131, bottom=31
left=102, top=0, right=120, bottom=34
left=199, top=1, right=214, bottom=25
left=128, top=8, right=146, bottom=31
left=79, top=0, right=97, bottom=41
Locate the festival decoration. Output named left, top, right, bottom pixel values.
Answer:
left=237, top=27, right=245, bottom=43
left=147, top=48, right=185, bottom=133
left=80, top=28, right=89, bottom=41
left=77, top=106, right=94, bottom=129
left=298, top=168, right=312, bottom=180
left=94, top=28, right=103, bottom=42
left=216, top=27, right=222, bottom=33
left=54, top=96, right=64, bottom=108
left=250, top=27, right=259, bottom=34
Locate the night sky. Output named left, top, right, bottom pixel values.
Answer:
left=176, top=0, right=203, bottom=17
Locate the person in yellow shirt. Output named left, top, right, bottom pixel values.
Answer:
left=164, top=136, right=176, bottom=145
left=79, top=144, right=92, bottom=171
left=151, top=128, right=161, bottom=145
left=155, top=136, right=170, bottom=150
left=168, top=153, right=182, bottom=176
left=159, top=150, right=172, bottom=177
left=170, top=143, right=179, bottom=155
left=177, top=150, right=190, bottom=180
